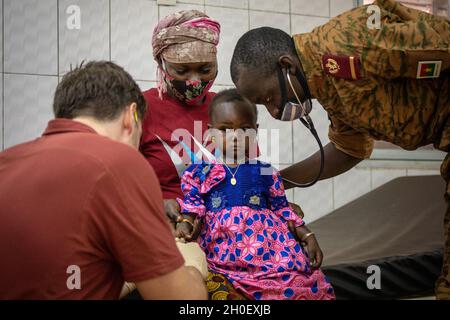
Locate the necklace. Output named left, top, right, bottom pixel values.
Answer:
left=222, top=162, right=242, bottom=186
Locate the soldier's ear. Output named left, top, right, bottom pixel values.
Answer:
left=278, top=55, right=298, bottom=75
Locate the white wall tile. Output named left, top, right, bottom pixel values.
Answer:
left=407, top=169, right=441, bottom=176
left=0, top=0, right=3, bottom=72
left=333, top=168, right=371, bottom=209
left=211, top=84, right=234, bottom=93
left=111, top=0, right=158, bottom=81
left=293, top=100, right=330, bottom=162
left=293, top=180, right=334, bottom=223
left=249, top=0, right=289, bottom=13
left=371, top=168, right=407, bottom=190
left=205, top=0, right=248, bottom=9
left=257, top=105, right=293, bottom=167
left=286, top=189, right=295, bottom=203
left=4, top=75, right=58, bottom=149
left=205, top=6, right=248, bottom=85
left=59, top=0, right=110, bottom=75
left=136, top=81, right=157, bottom=92
left=330, top=0, right=355, bottom=18
left=290, top=0, right=329, bottom=17
left=250, top=11, right=290, bottom=34
left=4, top=0, right=58, bottom=75
left=159, top=2, right=205, bottom=17
left=291, top=14, right=329, bottom=34
left=179, top=0, right=204, bottom=4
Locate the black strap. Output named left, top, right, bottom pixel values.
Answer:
left=277, top=67, right=288, bottom=112
left=295, top=68, right=312, bottom=101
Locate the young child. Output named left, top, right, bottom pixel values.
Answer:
left=176, top=89, right=335, bottom=300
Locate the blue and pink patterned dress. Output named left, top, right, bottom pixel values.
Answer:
left=178, top=160, right=335, bottom=300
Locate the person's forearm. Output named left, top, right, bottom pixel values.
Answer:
left=295, top=225, right=312, bottom=242
left=185, top=266, right=208, bottom=299
left=281, top=142, right=362, bottom=189
left=137, top=265, right=208, bottom=300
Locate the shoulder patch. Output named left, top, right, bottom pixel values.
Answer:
left=416, top=61, right=442, bottom=79
left=322, top=54, right=362, bottom=80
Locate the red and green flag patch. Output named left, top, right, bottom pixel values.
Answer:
left=416, top=61, right=442, bottom=79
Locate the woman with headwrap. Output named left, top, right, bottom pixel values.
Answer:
left=141, top=10, right=219, bottom=219
left=139, top=10, right=245, bottom=300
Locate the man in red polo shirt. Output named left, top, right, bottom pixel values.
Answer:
left=0, top=61, right=207, bottom=300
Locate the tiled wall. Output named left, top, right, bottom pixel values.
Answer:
left=0, top=0, right=443, bottom=222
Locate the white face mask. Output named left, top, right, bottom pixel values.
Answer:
left=278, top=68, right=312, bottom=121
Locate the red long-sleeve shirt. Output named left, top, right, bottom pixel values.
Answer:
left=140, top=88, right=215, bottom=199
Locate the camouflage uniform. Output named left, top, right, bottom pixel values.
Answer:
left=293, top=0, right=450, bottom=298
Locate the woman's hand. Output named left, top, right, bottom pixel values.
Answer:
left=164, top=199, right=182, bottom=227
left=304, top=235, right=323, bottom=270
left=175, top=215, right=202, bottom=242
left=289, top=202, right=304, bottom=219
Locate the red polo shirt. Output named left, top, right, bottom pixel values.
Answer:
left=0, top=119, right=184, bottom=299
left=140, top=88, right=214, bottom=200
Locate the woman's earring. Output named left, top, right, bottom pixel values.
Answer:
left=211, top=136, right=216, bottom=143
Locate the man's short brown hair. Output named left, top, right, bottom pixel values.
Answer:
left=53, top=61, right=147, bottom=121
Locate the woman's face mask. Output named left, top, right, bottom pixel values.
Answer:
left=162, top=60, right=216, bottom=106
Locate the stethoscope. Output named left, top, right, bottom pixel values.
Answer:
left=279, top=69, right=325, bottom=188
left=158, top=67, right=325, bottom=188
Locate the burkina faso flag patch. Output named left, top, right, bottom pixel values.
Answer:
left=416, top=61, right=442, bottom=79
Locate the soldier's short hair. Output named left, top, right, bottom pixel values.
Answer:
left=230, top=27, right=297, bottom=83
left=53, top=61, right=147, bottom=121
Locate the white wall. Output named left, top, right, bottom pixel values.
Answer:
left=1, top=0, right=443, bottom=222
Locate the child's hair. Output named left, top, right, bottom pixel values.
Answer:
left=209, top=88, right=258, bottom=121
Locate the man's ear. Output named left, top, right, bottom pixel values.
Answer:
left=123, top=102, right=138, bottom=132
left=278, top=55, right=298, bottom=75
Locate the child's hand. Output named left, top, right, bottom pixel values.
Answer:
left=288, top=202, right=304, bottom=219
left=175, top=221, right=193, bottom=240
left=304, top=235, right=323, bottom=270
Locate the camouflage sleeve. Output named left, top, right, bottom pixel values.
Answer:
left=363, top=0, right=450, bottom=79
left=328, top=116, right=374, bottom=159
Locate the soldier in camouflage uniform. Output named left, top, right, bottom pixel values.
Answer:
left=230, top=0, right=450, bottom=299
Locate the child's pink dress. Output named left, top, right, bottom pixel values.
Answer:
left=178, top=161, right=335, bottom=300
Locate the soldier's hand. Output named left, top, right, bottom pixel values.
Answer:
left=304, top=235, right=323, bottom=269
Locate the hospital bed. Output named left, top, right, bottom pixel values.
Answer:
left=310, top=175, right=445, bottom=299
